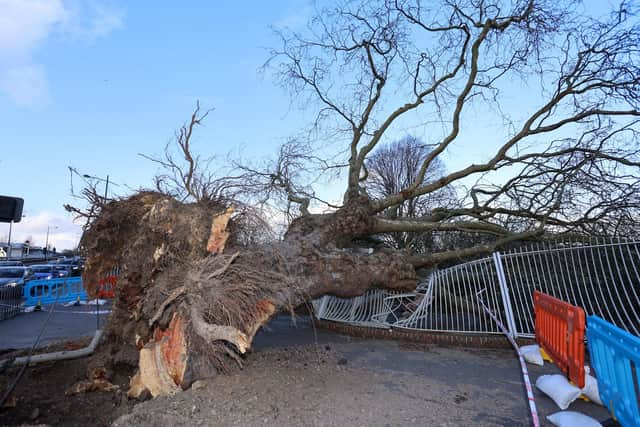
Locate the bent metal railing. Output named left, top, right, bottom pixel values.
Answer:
left=313, top=238, right=640, bottom=339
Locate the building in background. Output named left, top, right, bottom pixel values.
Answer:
left=0, top=242, right=46, bottom=259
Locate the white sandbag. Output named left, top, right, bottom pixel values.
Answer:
left=547, top=411, right=602, bottom=427
left=520, top=344, right=544, bottom=366
left=62, top=299, right=106, bottom=307
left=581, top=373, right=603, bottom=406
left=536, top=374, right=582, bottom=410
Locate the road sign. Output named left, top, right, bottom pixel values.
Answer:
left=0, top=196, right=24, bottom=223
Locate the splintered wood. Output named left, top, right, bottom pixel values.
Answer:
left=206, top=207, right=234, bottom=254
left=66, top=367, right=119, bottom=395
left=129, top=314, right=187, bottom=398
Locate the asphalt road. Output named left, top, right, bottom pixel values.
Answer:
left=118, top=315, right=612, bottom=426
left=0, top=309, right=613, bottom=426
left=0, top=303, right=109, bottom=351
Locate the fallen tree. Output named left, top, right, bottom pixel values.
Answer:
left=82, top=192, right=416, bottom=397
left=75, top=0, right=640, bottom=397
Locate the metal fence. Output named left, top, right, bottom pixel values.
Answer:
left=0, top=285, right=23, bottom=321
left=313, top=238, right=640, bottom=339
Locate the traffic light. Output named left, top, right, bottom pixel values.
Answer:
left=0, top=196, right=24, bottom=223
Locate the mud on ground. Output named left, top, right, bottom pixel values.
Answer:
left=0, top=355, right=135, bottom=426
left=1, top=316, right=611, bottom=426
left=113, top=342, right=610, bottom=427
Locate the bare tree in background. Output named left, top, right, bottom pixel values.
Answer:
left=80, top=0, right=640, bottom=395
left=365, top=136, right=459, bottom=252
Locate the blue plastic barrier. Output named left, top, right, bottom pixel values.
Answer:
left=587, top=315, right=640, bottom=427
left=23, top=277, right=87, bottom=306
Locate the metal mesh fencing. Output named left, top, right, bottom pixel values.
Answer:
left=313, top=258, right=510, bottom=335
left=502, top=238, right=640, bottom=337
left=313, top=289, right=403, bottom=328
left=395, top=257, right=511, bottom=334
left=0, top=285, right=23, bottom=321
left=313, top=238, right=640, bottom=339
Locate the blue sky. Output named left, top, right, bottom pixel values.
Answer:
left=0, top=0, right=316, bottom=249
left=0, top=0, right=619, bottom=250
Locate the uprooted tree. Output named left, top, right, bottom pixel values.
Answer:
left=76, top=0, right=640, bottom=397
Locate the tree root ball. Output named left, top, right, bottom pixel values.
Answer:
left=81, top=192, right=417, bottom=396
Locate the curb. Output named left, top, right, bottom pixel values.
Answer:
left=314, top=319, right=536, bottom=349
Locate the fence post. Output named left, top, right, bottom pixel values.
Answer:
left=493, top=252, right=518, bottom=338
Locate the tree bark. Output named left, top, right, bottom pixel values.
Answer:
left=81, top=192, right=416, bottom=397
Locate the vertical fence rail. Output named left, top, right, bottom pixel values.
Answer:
left=0, top=285, right=23, bottom=321
left=494, top=252, right=517, bottom=338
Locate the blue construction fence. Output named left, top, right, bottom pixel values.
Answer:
left=22, top=277, right=88, bottom=307
left=587, top=315, right=640, bottom=427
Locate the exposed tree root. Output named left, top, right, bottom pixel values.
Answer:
left=149, top=286, right=185, bottom=328
left=81, top=192, right=417, bottom=397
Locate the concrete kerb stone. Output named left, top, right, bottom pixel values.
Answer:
left=314, top=318, right=536, bottom=349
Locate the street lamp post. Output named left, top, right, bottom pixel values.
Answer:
left=7, top=214, right=26, bottom=259
left=103, top=175, right=109, bottom=202
left=7, top=221, right=13, bottom=259
left=45, top=225, right=58, bottom=260
left=81, top=173, right=114, bottom=331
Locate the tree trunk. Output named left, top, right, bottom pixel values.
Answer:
left=82, top=192, right=416, bottom=397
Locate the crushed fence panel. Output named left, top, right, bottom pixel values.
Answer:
left=315, top=257, right=512, bottom=335
left=313, top=238, right=640, bottom=339
left=396, top=258, right=510, bottom=335
left=313, top=290, right=396, bottom=327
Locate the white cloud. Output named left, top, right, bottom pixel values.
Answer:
left=60, top=0, right=124, bottom=41
left=0, top=210, right=83, bottom=250
left=0, top=64, right=51, bottom=108
left=0, top=0, right=66, bottom=108
left=0, top=0, right=123, bottom=109
left=0, top=0, right=66, bottom=61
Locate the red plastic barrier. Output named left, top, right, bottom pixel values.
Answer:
left=97, top=275, right=117, bottom=299
left=533, top=291, right=586, bottom=388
